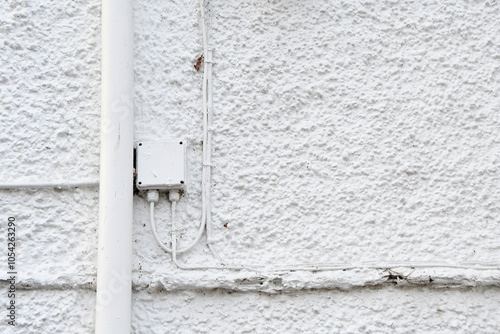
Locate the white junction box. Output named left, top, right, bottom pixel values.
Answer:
left=136, top=141, right=186, bottom=191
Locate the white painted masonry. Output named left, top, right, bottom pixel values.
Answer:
left=1, top=0, right=499, bottom=333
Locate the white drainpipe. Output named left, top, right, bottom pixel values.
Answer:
left=95, top=0, right=134, bottom=333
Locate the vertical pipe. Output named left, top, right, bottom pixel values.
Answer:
left=95, top=0, right=134, bottom=333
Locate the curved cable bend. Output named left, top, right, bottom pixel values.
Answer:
left=149, top=200, right=206, bottom=255
left=169, top=193, right=261, bottom=271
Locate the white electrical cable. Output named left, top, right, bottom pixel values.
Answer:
left=205, top=49, right=215, bottom=246
left=198, top=0, right=222, bottom=262
left=0, top=180, right=99, bottom=190
left=148, top=191, right=205, bottom=255
left=168, top=190, right=259, bottom=271
left=199, top=0, right=208, bottom=57
left=156, top=192, right=500, bottom=272
left=266, top=262, right=500, bottom=272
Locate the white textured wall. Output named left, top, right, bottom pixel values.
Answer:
left=1, top=1, right=100, bottom=333
left=1, top=0, right=500, bottom=333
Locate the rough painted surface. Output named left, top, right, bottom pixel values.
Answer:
left=209, top=0, right=500, bottom=266
left=0, top=1, right=101, bottom=333
left=134, top=0, right=500, bottom=276
left=1, top=0, right=500, bottom=333
left=133, top=287, right=500, bottom=334
left=3, top=290, right=95, bottom=334
left=0, top=189, right=98, bottom=285
left=0, top=0, right=101, bottom=182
